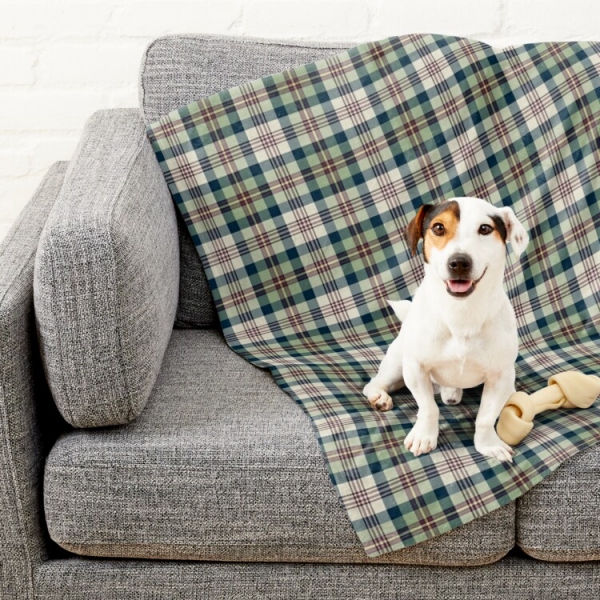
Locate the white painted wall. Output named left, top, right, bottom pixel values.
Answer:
left=1, top=0, right=599, bottom=239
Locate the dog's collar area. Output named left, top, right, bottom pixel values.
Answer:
left=445, top=267, right=488, bottom=298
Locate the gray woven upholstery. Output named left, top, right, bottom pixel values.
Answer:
left=517, top=447, right=600, bottom=561
left=34, top=109, right=179, bottom=428
left=35, top=556, right=600, bottom=600
left=0, top=162, right=67, bottom=599
left=44, top=329, right=514, bottom=566
left=173, top=212, right=218, bottom=329
left=140, top=35, right=350, bottom=329
left=139, top=34, right=350, bottom=124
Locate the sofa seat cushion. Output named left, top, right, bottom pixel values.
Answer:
left=517, top=448, right=600, bottom=561
left=44, top=329, right=515, bottom=566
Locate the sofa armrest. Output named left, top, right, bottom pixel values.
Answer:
left=0, top=163, right=68, bottom=598
left=34, top=109, right=179, bottom=428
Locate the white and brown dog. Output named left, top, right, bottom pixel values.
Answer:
left=363, top=197, right=529, bottom=462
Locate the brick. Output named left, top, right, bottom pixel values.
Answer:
left=30, top=136, right=79, bottom=174
left=244, top=0, right=371, bottom=41
left=109, top=85, right=140, bottom=109
left=0, top=177, right=40, bottom=222
left=108, top=1, right=243, bottom=37
left=0, top=2, right=114, bottom=38
left=504, top=0, right=600, bottom=40
left=38, top=41, right=147, bottom=86
left=370, top=0, right=502, bottom=39
left=0, top=46, right=37, bottom=85
left=0, top=152, right=30, bottom=178
left=0, top=223, right=13, bottom=244
left=0, top=90, right=114, bottom=131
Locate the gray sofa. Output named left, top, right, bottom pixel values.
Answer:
left=1, top=34, right=598, bottom=599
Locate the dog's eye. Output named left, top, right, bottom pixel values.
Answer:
left=431, top=223, right=445, bottom=236
left=479, top=224, right=493, bottom=235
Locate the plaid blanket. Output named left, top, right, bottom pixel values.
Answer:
left=147, top=35, right=600, bottom=557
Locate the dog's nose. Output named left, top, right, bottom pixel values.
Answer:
left=447, top=253, right=472, bottom=278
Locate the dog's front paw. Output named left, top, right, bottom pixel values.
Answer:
left=404, top=419, right=439, bottom=456
left=363, top=381, right=394, bottom=412
left=475, top=429, right=515, bottom=463
left=367, top=391, right=393, bottom=412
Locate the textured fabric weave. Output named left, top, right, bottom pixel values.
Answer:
left=140, top=34, right=349, bottom=126
left=34, top=109, right=179, bottom=428
left=0, top=162, right=68, bottom=599
left=35, top=556, right=600, bottom=600
left=148, top=35, right=600, bottom=557
left=517, top=445, right=600, bottom=561
left=44, top=329, right=514, bottom=566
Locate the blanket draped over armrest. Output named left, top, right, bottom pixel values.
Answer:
left=147, top=34, right=600, bottom=557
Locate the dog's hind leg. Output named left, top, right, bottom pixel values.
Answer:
left=440, top=387, right=463, bottom=405
left=363, top=337, right=404, bottom=412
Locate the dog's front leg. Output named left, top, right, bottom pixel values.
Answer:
left=474, top=371, right=516, bottom=462
left=403, top=361, right=439, bottom=456
left=363, top=336, right=404, bottom=412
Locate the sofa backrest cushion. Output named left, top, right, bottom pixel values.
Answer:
left=34, top=109, right=179, bottom=428
left=140, top=34, right=349, bottom=328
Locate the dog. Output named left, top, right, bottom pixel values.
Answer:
left=363, top=197, right=529, bottom=462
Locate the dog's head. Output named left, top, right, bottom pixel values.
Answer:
left=406, top=197, right=528, bottom=298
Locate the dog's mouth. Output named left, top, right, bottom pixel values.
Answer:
left=445, top=268, right=487, bottom=298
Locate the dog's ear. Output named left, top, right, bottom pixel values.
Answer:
left=406, top=204, right=434, bottom=256
left=498, top=207, right=529, bottom=258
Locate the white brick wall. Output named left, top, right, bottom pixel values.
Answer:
left=1, top=0, right=599, bottom=240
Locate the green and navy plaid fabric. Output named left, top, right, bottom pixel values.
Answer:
left=147, top=35, right=600, bottom=557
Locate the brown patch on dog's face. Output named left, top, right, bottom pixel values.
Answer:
left=491, top=215, right=507, bottom=244
left=406, top=204, right=434, bottom=256
left=422, top=201, right=460, bottom=262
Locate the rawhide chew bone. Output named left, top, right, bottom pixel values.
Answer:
left=496, top=370, right=600, bottom=446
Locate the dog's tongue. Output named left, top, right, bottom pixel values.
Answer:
left=447, top=279, right=473, bottom=293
